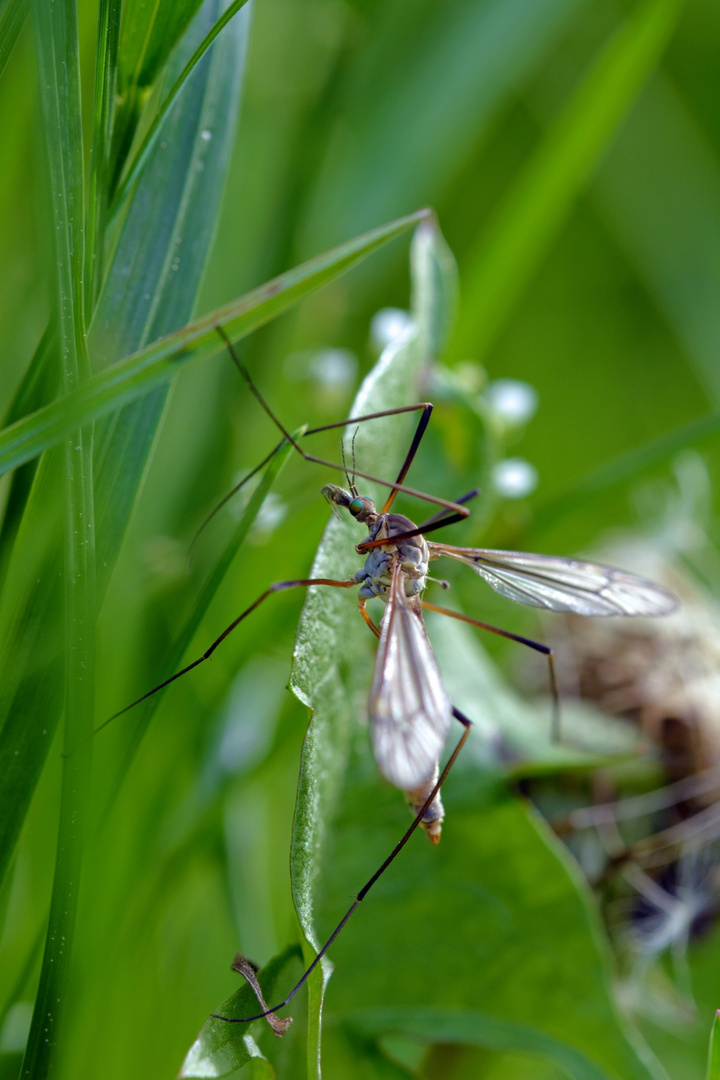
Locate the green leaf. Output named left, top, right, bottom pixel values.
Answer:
left=288, top=218, right=457, bottom=1079
left=0, top=209, right=430, bottom=481
left=451, top=0, right=684, bottom=360
left=707, top=1012, right=720, bottom=1080
left=320, top=784, right=665, bottom=1080
left=179, top=945, right=302, bottom=1078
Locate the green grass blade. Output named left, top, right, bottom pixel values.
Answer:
left=452, top=0, right=684, bottom=360
left=531, top=408, right=720, bottom=535
left=91, top=0, right=250, bottom=589
left=0, top=0, right=246, bottom=901
left=86, top=0, right=121, bottom=307
left=118, top=0, right=205, bottom=94
left=0, top=0, right=28, bottom=80
left=112, top=0, right=251, bottom=216
left=707, top=1011, right=720, bottom=1080
left=302, top=0, right=584, bottom=250
left=287, top=218, right=455, bottom=1079
left=111, top=0, right=205, bottom=187
left=20, top=0, right=94, bottom=1077
left=0, top=209, right=430, bottom=480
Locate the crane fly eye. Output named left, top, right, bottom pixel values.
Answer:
left=349, top=498, right=364, bottom=516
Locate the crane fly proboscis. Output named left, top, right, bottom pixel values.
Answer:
left=105, top=328, right=678, bottom=1031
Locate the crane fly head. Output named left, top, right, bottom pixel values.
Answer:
left=321, top=484, right=377, bottom=526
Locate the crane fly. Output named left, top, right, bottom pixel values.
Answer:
left=105, top=327, right=678, bottom=1029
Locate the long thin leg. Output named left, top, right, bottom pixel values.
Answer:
left=95, top=577, right=357, bottom=737
left=416, top=489, right=480, bottom=530
left=212, top=707, right=473, bottom=1025
left=356, top=490, right=481, bottom=554
left=190, top=435, right=289, bottom=555
left=379, top=403, right=432, bottom=514
left=217, top=326, right=469, bottom=518
left=358, top=598, right=381, bottom=639
left=421, top=601, right=560, bottom=741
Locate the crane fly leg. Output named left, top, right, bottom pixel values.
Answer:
left=358, top=598, right=381, bottom=639
left=421, top=600, right=560, bottom=742
left=213, top=707, right=473, bottom=1025
left=96, top=576, right=357, bottom=736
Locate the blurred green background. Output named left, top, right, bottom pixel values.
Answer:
left=0, top=0, right=719, bottom=1077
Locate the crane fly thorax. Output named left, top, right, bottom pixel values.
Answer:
left=354, top=512, right=429, bottom=601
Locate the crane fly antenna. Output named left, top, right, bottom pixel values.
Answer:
left=350, top=426, right=358, bottom=488
left=340, top=427, right=360, bottom=493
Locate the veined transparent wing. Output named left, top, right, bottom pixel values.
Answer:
left=428, top=544, right=678, bottom=617
left=369, top=558, right=452, bottom=791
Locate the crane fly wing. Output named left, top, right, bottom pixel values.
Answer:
left=369, top=558, right=452, bottom=791
left=427, top=544, right=678, bottom=617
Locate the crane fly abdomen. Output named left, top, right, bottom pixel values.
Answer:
left=323, top=485, right=450, bottom=840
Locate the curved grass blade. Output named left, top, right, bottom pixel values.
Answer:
left=118, top=0, right=205, bottom=95
left=451, top=0, right=684, bottom=360
left=0, top=210, right=430, bottom=481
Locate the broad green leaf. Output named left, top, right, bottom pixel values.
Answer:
left=319, top=781, right=665, bottom=1080
left=0, top=209, right=430, bottom=480
left=179, top=945, right=301, bottom=1078
left=451, top=0, right=684, bottom=360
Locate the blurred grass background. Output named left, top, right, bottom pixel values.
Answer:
left=0, top=0, right=719, bottom=1077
